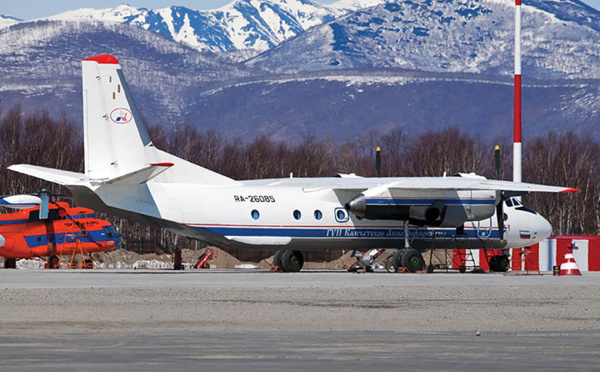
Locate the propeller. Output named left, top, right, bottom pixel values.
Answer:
left=376, top=146, right=381, bottom=177
left=494, top=145, right=501, bottom=180
left=494, top=145, right=505, bottom=242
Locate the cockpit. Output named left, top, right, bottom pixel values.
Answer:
left=504, top=197, right=538, bottom=215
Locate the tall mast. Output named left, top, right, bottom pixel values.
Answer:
left=513, top=0, right=522, bottom=183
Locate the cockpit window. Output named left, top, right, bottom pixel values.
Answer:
left=516, top=206, right=538, bottom=215
left=505, top=199, right=513, bottom=207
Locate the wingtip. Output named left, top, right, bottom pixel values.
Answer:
left=560, top=188, right=579, bottom=193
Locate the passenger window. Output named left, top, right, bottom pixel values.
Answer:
left=314, top=210, right=322, bottom=220
left=251, top=210, right=260, bottom=220
left=336, top=208, right=348, bottom=222
left=293, top=210, right=302, bottom=220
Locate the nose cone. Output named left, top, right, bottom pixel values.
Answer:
left=536, top=214, right=553, bottom=243
left=522, top=213, right=553, bottom=246
left=504, top=208, right=553, bottom=248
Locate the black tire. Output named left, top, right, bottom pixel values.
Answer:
left=401, top=249, right=425, bottom=273
left=489, top=255, right=510, bottom=272
left=272, top=250, right=283, bottom=268
left=48, top=255, right=60, bottom=269
left=384, top=255, right=396, bottom=273
left=391, top=250, right=404, bottom=272
left=4, top=258, right=16, bottom=269
left=281, top=250, right=304, bottom=272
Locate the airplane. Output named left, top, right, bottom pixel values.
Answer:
left=7, top=54, right=577, bottom=272
left=0, top=196, right=121, bottom=269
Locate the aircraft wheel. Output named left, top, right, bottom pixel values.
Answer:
left=384, top=255, right=396, bottom=273
left=48, top=255, right=60, bottom=269
left=272, top=250, right=283, bottom=268
left=401, top=249, right=425, bottom=273
left=489, top=255, right=509, bottom=272
left=391, top=250, right=405, bottom=272
left=4, top=258, right=16, bottom=269
left=459, top=265, right=467, bottom=273
left=281, top=250, right=304, bottom=272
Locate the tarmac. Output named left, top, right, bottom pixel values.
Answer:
left=1, top=269, right=599, bottom=371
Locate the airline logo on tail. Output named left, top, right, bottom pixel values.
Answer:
left=110, top=108, right=132, bottom=124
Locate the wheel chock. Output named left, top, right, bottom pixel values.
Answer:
left=396, top=267, right=410, bottom=273
left=270, top=265, right=284, bottom=272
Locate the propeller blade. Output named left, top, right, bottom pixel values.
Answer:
left=496, top=193, right=505, bottom=243
left=494, top=145, right=501, bottom=180
left=376, top=147, right=381, bottom=177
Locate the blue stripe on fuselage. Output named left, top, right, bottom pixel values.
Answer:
left=191, top=225, right=502, bottom=240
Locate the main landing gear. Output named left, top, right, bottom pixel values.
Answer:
left=272, top=250, right=304, bottom=272
left=385, top=221, right=425, bottom=273
left=386, top=248, right=425, bottom=273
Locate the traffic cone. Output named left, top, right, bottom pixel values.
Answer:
left=559, top=253, right=582, bottom=276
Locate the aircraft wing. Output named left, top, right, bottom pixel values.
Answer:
left=304, top=176, right=577, bottom=194
left=380, top=178, right=577, bottom=193
left=8, top=165, right=91, bottom=186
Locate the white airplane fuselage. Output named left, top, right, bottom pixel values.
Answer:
left=72, top=177, right=550, bottom=252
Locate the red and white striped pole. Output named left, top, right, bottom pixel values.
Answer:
left=513, top=0, right=522, bottom=183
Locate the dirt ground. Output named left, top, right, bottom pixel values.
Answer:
left=92, top=247, right=365, bottom=270
left=4, top=247, right=456, bottom=270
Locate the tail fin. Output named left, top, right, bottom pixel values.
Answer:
left=82, top=55, right=155, bottom=179
left=82, top=55, right=236, bottom=186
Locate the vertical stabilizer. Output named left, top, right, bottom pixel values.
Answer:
left=82, top=55, right=156, bottom=180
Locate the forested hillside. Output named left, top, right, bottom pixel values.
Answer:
left=0, top=105, right=594, bottom=255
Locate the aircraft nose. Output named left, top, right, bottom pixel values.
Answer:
left=534, top=214, right=553, bottom=243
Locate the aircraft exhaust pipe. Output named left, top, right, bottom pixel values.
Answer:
left=425, top=200, right=446, bottom=224
left=345, top=194, right=367, bottom=218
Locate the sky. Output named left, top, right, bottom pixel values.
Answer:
left=1, top=0, right=599, bottom=20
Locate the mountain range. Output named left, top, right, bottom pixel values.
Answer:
left=0, top=0, right=599, bottom=143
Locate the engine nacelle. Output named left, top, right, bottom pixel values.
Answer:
left=345, top=189, right=497, bottom=227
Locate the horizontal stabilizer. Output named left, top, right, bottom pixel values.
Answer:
left=8, top=164, right=90, bottom=186
left=105, top=163, right=174, bottom=186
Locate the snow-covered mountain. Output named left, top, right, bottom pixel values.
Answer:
left=0, top=0, right=599, bottom=143
left=0, top=15, right=22, bottom=28
left=0, top=19, right=251, bottom=122
left=49, top=0, right=343, bottom=53
left=247, top=0, right=600, bottom=79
